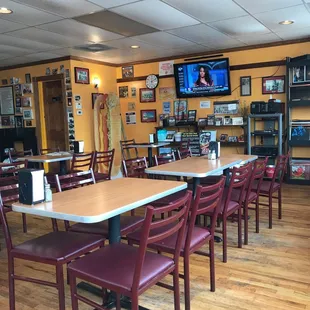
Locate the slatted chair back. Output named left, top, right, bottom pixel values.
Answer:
left=70, top=152, right=94, bottom=172
left=132, top=190, right=192, bottom=291
left=272, top=155, right=288, bottom=188
left=122, top=157, right=148, bottom=178
left=177, top=147, right=192, bottom=160
left=120, top=139, right=138, bottom=160
left=93, top=149, right=115, bottom=179
left=8, top=149, right=33, bottom=163
left=154, top=153, right=176, bottom=166
left=0, top=161, right=28, bottom=184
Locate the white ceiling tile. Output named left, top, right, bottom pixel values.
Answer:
left=37, top=19, right=123, bottom=43
left=0, top=57, right=28, bottom=67
left=13, top=0, right=103, bottom=18
left=210, top=15, right=269, bottom=36
left=0, top=0, right=62, bottom=26
left=255, top=5, right=310, bottom=31
left=234, top=0, right=303, bottom=14
left=201, top=38, right=246, bottom=49
left=111, top=0, right=199, bottom=30
left=0, top=53, right=12, bottom=60
left=87, top=0, right=141, bottom=8
left=131, top=32, right=194, bottom=48
left=103, top=37, right=156, bottom=50
left=168, top=24, right=232, bottom=44
left=0, top=18, right=27, bottom=33
left=0, top=34, right=61, bottom=52
left=162, top=0, right=247, bottom=22
left=276, top=26, right=310, bottom=40
left=6, top=28, right=90, bottom=48
left=0, top=44, right=34, bottom=56
left=22, top=52, right=63, bottom=61
left=236, top=33, right=282, bottom=45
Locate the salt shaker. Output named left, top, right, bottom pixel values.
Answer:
left=45, top=183, right=53, bottom=202
left=211, top=150, right=216, bottom=160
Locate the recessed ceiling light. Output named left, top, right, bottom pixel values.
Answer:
left=279, top=20, right=294, bottom=25
left=131, top=45, right=140, bottom=49
left=0, top=7, right=13, bottom=14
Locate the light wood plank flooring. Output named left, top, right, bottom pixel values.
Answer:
left=0, top=183, right=309, bottom=309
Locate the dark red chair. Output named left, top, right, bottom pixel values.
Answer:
left=92, top=149, right=114, bottom=182
left=154, top=153, right=176, bottom=166
left=120, top=139, right=139, bottom=160
left=68, top=191, right=192, bottom=310
left=128, top=177, right=225, bottom=310
left=55, top=169, right=144, bottom=238
left=177, top=147, right=192, bottom=160
left=215, top=163, right=251, bottom=263
left=122, top=157, right=148, bottom=178
left=8, top=149, right=33, bottom=163
left=0, top=184, right=105, bottom=310
left=0, top=161, right=28, bottom=233
left=252, top=154, right=288, bottom=229
left=70, top=152, right=94, bottom=172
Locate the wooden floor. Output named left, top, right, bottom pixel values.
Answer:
left=0, top=183, right=309, bottom=310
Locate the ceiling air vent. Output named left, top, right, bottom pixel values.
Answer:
left=74, top=44, right=115, bottom=53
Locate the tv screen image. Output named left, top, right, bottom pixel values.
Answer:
left=174, top=58, right=231, bottom=98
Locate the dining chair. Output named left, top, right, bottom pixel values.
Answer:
left=39, top=147, right=60, bottom=155
left=68, top=191, right=192, bottom=310
left=8, top=149, right=33, bottom=163
left=55, top=169, right=144, bottom=238
left=0, top=161, right=28, bottom=233
left=0, top=184, right=105, bottom=310
left=122, top=157, right=148, bottom=178
left=128, top=177, right=225, bottom=310
left=215, top=163, right=251, bottom=263
left=92, top=149, right=114, bottom=182
left=177, top=147, right=192, bottom=160
left=154, top=153, right=176, bottom=166
left=120, top=139, right=139, bottom=160
left=252, top=154, right=288, bottom=229
left=70, top=152, right=94, bottom=172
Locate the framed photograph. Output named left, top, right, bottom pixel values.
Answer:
left=140, top=88, right=156, bottom=103
left=23, top=109, right=33, bottom=120
left=21, top=97, right=32, bottom=107
left=24, top=120, right=33, bottom=127
left=228, top=136, right=238, bottom=143
left=223, top=116, right=232, bottom=125
left=67, top=97, right=72, bottom=107
left=131, top=87, right=136, bottom=98
left=119, top=86, right=128, bottom=98
left=293, top=66, right=305, bottom=84
left=240, top=76, right=251, bottom=96
left=74, top=67, right=90, bottom=84
left=25, top=73, right=31, bottom=84
left=262, top=76, right=285, bottom=94
left=198, top=118, right=207, bottom=127
left=1, top=79, right=8, bottom=85
left=220, top=134, right=228, bottom=142
left=140, top=109, right=157, bottom=123
left=168, top=116, right=176, bottom=126
left=122, top=65, right=134, bottom=79
left=15, top=107, right=22, bottom=115
left=174, top=99, right=188, bottom=120
left=92, top=93, right=104, bottom=109
left=15, top=116, right=23, bottom=128
left=188, top=110, right=197, bottom=122
left=0, top=86, right=14, bottom=115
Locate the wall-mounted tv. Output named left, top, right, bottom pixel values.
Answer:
left=174, top=58, right=231, bottom=98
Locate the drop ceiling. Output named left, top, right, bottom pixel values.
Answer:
left=0, top=0, right=309, bottom=68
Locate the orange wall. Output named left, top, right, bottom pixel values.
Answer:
left=116, top=41, right=310, bottom=157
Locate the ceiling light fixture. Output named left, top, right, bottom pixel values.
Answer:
left=0, top=7, right=13, bottom=14
left=279, top=20, right=294, bottom=25
left=131, top=45, right=140, bottom=49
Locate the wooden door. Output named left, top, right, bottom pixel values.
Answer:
left=42, top=80, right=66, bottom=151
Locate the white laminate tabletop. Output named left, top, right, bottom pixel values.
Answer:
left=12, top=178, right=187, bottom=224
left=128, top=143, right=170, bottom=148
left=17, top=153, right=73, bottom=163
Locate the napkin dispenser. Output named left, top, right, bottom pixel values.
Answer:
left=149, top=133, right=156, bottom=144
left=18, top=169, right=45, bottom=205
left=209, top=141, right=220, bottom=158
left=74, top=140, right=84, bottom=153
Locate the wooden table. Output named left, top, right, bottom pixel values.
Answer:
left=17, top=153, right=73, bottom=174
left=12, top=177, right=186, bottom=310
left=128, top=142, right=170, bottom=166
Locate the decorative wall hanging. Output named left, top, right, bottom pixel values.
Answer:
left=74, top=67, right=90, bottom=84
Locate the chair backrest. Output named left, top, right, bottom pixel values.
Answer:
left=272, top=155, right=288, bottom=187
left=0, top=161, right=28, bottom=185
left=223, top=163, right=252, bottom=213
left=185, top=177, right=225, bottom=253
left=55, top=169, right=96, bottom=192
left=8, top=149, right=33, bottom=163
left=122, top=157, right=148, bottom=178
left=177, top=147, right=192, bottom=160
left=154, top=153, right=176, bottom=166
left=93, top=149, right=115, bottom=179
left=132, top=190, right=192, bottom=291
left=39, top=147, right=60, bottom=155
left=70, top=152, right=94, bottom=172
left=120, top=139, right=138, bottom=160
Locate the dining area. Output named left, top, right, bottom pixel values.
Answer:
left=0, top=140, right=305, bottom=310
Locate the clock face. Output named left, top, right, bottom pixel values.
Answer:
left=146, top=74, right=159, bottom=89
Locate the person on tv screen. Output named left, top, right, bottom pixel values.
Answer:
left=194, top=66, right=214, bottom=87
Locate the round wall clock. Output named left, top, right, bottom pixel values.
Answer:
left=146, top=74, right=159, bottom=89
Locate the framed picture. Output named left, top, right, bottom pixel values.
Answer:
left=223, top=116, right=232, bottom=125
left=140, top=109, right=157, bottom=123
left=140, top=88, right=156, bottom=103
left=174, top=100, right=188, bottom=120
left=168, top=116, right=176, bottom=126
left=188, top=110, right=197, bottom=122
left=23, top=109, right=33, bottom=120
left=293, top=66, right=305, bottom=84
left=119, top=86, right=128, bottom=98
left=21, top=97, right=32, bottom=107
left=24, top=120, right=33, bottom=127
left=198, top=118, right=207, bottom=127
left=1, top=79, right=8, bottom=85
left=131, top=87, right=136, bottom=97
left=220, top=134, right=228, bottom=142
left=122, top=65, right=134, bottom=79
left=262, top=76, right=285, bottom=94
left=74, top=67, right=90, bottom=84
left=15, top=116, right=23, bottom=128
left=92, top=93, right=104, bottom=109
left=0, top=86, right=14, bottom=115
left=240, top=76, right=251, bottom=96
left=228, top=136, right=238, bottom=143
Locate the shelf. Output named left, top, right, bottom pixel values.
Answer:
left=220, top=142, right=245, bottom=146
left=288, top=140, right=310, bottom=146
left=251, top=131, right=278, bottom=136
left=286, top=178, right=310, bottom=185
left=198, top=124, right=245, bottom=128
left=288, top=100, right=310, bottom=107
left=289, top=83, right=310, bottom=88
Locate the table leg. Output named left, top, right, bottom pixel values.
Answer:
left=59, top=160, right=67, bottom=175
left=148, top=147, right=153, bottom=167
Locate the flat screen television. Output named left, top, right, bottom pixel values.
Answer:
left=174, top=58, right=231, bottom=98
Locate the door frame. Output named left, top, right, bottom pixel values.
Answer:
left=33, top=74, right=69, bottom=152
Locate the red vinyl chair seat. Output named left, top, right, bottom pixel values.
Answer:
left=11, top=231, right=105, bottom=264
left=69, top=215, right=144, bottom=237
left=93, top=172, right=110, bottom=182
left=68, top=243, right=174, bottom=293
left=151, top=190, right=187, bottom=206
left=230, top=189, right=258, bottom=204
left=253, top=180, right=280, bottom=193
